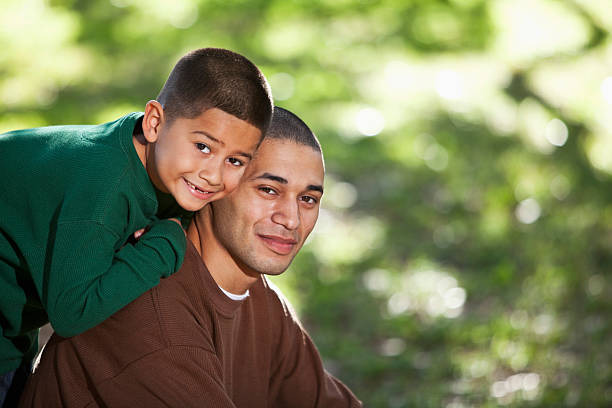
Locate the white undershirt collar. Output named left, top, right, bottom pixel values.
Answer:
left=218, top=285, right=250, bottom=301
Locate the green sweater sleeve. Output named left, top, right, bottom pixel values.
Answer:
left=43, top=219, right=186, bottom=337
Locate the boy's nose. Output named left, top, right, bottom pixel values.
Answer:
left=199, top=159, right=223, bottom=187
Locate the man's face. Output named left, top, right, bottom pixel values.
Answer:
left=210, top=139, right=324, bottom=276
left=146, top=107, right=262, bottom=212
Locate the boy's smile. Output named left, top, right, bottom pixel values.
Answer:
left=136, top=102, right=262, bottom=212
left=183, top=177, right=218, bottom=201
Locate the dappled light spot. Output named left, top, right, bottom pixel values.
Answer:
left=269, top=72, right=295, bottom=101
left=468, top=359, right=492, bottom=379
left=362, top=268, right=391, bottom=293
left=311, top=210, right=384, bottom=266
left=513, top=179, right=537, bottom=202
left=517, top=98, right=555, bottom=154
left=532, top=313, right=554, bottom=335
left=117, top=0, right=198, bottom=29
left=491, top=372, right=542, bottom=403
left=443, top=287, right=466, bottom=309
left=378, top=338, right=406, bottom=357
left=423, top=143, right=449, bottom=171
left=490, top=380, right=508, bottom=399
left=550, top=175, right=570, bottom=200
left=515, top=198, right=541, bottom=224
left=325, top=181, right=358, bottom=209
left=262, top=20, right=317, bottom=60
left=355, top=107, right=385, bottom=136
left=110, top=0, right=130, bottom=7
left=386, top=266, right=466, bottom=319
left=587, top=274, right=604, bottom=297
left=545, top=118, right=568, bottom=147
left=509, top=309, right=529, bottom=330
left=485, top=96, right=518, bottom=135
left=387, top=292, right=412, bottom=316
left=585, top=131, right=612, bottom=174
left=435, top=69, right=464, bottom=100
left=491, top=0, right=591, bottom=64
left=384, top=60, right=415, bottom=93
left=601, top=76, right=612, bottom=104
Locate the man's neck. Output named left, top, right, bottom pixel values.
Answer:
left=187, top=207, right=258, bottom=295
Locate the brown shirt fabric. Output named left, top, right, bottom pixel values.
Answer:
left=19, top=241, right=362, bottom=408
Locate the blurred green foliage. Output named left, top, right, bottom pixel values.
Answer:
left=2, top=0, right=612, bottom=406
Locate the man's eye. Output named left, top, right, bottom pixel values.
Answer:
left=228, top=157, right=244, bottom=167
left=196, top=143, right=210, bottom=153
left=301, top=196, right=318, bottom=205
left=259, top=187, right=277, bottom=195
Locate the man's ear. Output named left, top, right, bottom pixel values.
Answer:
left=142, top=100, right=165, bottom=143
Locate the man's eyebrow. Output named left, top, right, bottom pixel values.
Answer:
left=253, top=173, right=324, bottom=194
left=254, top=172, right=287, bottom=184
left=308, top=184, right=324, bottom=194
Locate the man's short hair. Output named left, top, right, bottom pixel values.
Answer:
left=265, top=106, right=322, bottom=153
left=157, top=48, right=273, bottom=132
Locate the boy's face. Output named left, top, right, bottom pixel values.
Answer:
left=209, top=139, right=324, bottom=276
left=144, top=106, right=262, bottom=212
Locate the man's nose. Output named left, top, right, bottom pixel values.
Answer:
left=272, top=198, right=300, bottom=230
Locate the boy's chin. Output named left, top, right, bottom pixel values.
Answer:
left=177, top=192, right=225, bottom=212
left=177, top=200, right=208, bottom=212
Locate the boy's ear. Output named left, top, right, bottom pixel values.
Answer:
left=142, top=100, right=165, bottom=143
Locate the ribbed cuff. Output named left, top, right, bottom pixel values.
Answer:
left=143, top=219, right=187, bottom=277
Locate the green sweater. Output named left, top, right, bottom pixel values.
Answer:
left=0, top=113, right=187, bottom=373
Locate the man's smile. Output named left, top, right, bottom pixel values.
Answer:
left=258, top=234, right=298, bottom=255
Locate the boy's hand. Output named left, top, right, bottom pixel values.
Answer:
left=133, top=227, right=147, bottom=241
left=133, top=218, right=182, bottom=241
left=168, top=217, right=187, bottom=236
left=129, top=218, right=184, bottom=247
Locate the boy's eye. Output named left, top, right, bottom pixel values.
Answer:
left=196, top=143, right=211, bottom=153
left=228, top=157, right=244, bottom=167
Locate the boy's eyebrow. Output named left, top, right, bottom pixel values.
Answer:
left=193, top=131, right=252, bottom=159
left=254, top=172, right=324, bottom=193
left=193, top=131, right=224, bottom=146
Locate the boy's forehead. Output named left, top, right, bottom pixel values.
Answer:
left=247, top=140, right=324, bottom=186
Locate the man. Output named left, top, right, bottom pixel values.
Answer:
left=19, top=107, right=362, bottom=407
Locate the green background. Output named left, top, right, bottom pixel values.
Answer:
left=2, top=0, right=611, bottom=406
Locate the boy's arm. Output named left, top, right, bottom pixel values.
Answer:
left=42, top=218, right=185, bottom=337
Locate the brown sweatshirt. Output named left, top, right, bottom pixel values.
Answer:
left=19, top=241, right=362, bottom=407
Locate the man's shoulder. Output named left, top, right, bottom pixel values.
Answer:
left=35, top=247, right=211, bottom=381
left=152, top=246, right=216, bottom=351
left=45, top=267, right=209, bottom=378
left=258, top=277, right=299, bottom=320
left=252, top=277, right=304, bottom=340
left=37, top=288, right=164, bottom=385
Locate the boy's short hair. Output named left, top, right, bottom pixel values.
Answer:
left=265, top=106, right=322, bottom=153
left=157, top=48, right=273, bottom=132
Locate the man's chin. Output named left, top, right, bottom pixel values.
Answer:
left=252, top=258, right=292, bottom=276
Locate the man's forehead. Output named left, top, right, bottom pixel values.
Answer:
left=247, top=140, right=324, bottom=187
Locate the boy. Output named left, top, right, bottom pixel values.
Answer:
left=0, top=47, right=273, bottom=405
